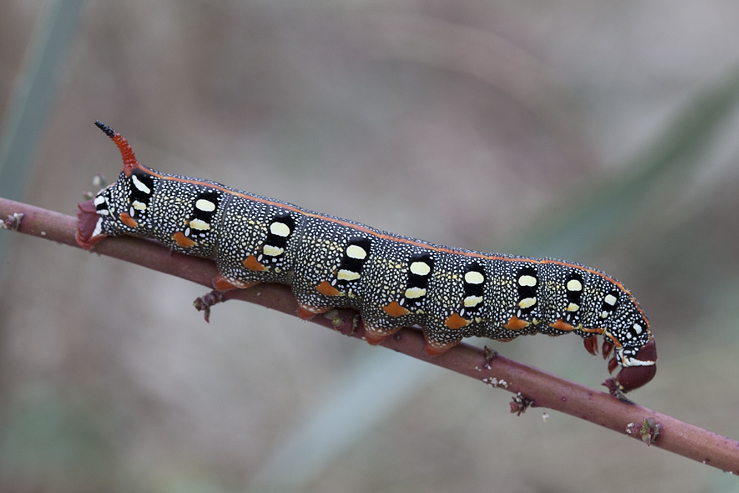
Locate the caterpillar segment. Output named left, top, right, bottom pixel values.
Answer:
left=77, top=121, right=657, bottom=393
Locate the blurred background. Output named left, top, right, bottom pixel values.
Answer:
left=1, top=0, right=739, bottom=491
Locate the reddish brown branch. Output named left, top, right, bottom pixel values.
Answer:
left=2, top=196, right=738, bottom=473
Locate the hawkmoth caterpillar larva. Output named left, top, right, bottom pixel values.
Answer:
left=77, top=121, right=656, bottom=393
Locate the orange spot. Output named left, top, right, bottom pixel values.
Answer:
left=172, top=231, right=197, bottom=248
left=242, top=255, right=267, bottom=272
left=580, top=327, right=604, bottom=335
left=316, top=281, right=343, bottom=297
left=119, top=212, right=138, bottom=228
left=503, top=315, right=529, bottom=331
left=549, top=319, right=575, bottom=332
left=296, top=302, right=330, bottom=320
left=382, top=301, right=410, bottom=318
left=444, top=313, right=469, bottom=330
left=212, top=273, right=256, bottom=291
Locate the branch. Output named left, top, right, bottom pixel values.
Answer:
left=2, top=196, right=738, bottom=473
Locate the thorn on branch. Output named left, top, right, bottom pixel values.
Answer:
left=319, top=310, right=361, bottom=337
left=483, top=346, right=497, bottom=369
left=510, top=392, right=534, bottom=416
left=193, top=290, right=226, bottom=323
left=2, top=212, right=24, bottom=231
left=626, top=417, right=661, bottom=446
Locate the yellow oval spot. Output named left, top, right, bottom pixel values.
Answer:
left=464, top=271, right=484, bottom=285
left=195, top=199, right=216, bottom=212
left=463, top=295, right=483, bottom=308
left=566, top=302, right=580, bottom=312
left=518, top=297, right=537, bottom=309
left=346, top=244, right=367, bottom=260
left=410, top=261, right=431, bottom=276
left=600, top=311, right=609, bottom=319
left=566, top=279, right=583, bottom=292
left=270, top=221, right=291, bottom=237
left=263, top=245, right=285, bottom=257
left=189, top=218, right=211, bottom=231
left=132, top=200, right=147, bottom=211
left=337, top=269, right=361, bottom=281
left=518, top=275, right=537, bottom=287
left=605, top=294, right=618, bottom=306
left=404, top=287, right=427, bottom=299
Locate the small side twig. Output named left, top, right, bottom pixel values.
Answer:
left=2, top=196, right=738, bottom=474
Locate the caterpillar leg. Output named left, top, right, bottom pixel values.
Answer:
left=423, top=334, right=462, bottom=357
left=212, top=273, right=259, bottom=291
left=583, top=335, right=599, bottom=356
left=601, top=337, right=615, bottom=359
left=296, top=302, right=332, bottom=320
left=362, top=322, right=402, bottom=345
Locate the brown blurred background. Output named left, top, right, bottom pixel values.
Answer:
left=1, top=1, right=739, bottom=491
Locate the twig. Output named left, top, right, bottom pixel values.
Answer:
left=2, top=196, right=738, bottom=474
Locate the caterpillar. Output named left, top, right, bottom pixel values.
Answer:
left=77, top=121, right=656, bottom=393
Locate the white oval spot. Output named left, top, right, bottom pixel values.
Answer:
left=94, top=195, right=106, bottom=206
left=92, top=217, right=104, bottom=237
left=346, top=244, right=367, bottom=260
left=465, top=271, right=485, bottom=285
left=518, top=297, right=537, bottom=309
left=605, top=294, right=618, bottom=306
left=196, top=199, right=216, bottom=212
left=600, top=311, right=609, bottom=319
left=633, top=323, right=643, bottom=335
left=518, top=275, right=537, bottom=287
left=270, top=221, right=291, bottom=237
left=404, top=287, right=427, bottom=299
left=410, top=261, right=431, bottom=276
left=566, top=279, right=583, bottom=292
left=132, top=200, right=147, bottom=211
left=566, top=303, right=580, bottom=312
left=131, top=174, right=151, bottom=194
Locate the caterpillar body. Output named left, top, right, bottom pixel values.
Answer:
left=77, top=121, right=656, bottom=393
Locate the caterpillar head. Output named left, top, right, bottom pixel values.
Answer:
left=77, top=121, right=149, bottom=250
left=603, top=294, right=656, bottom=394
